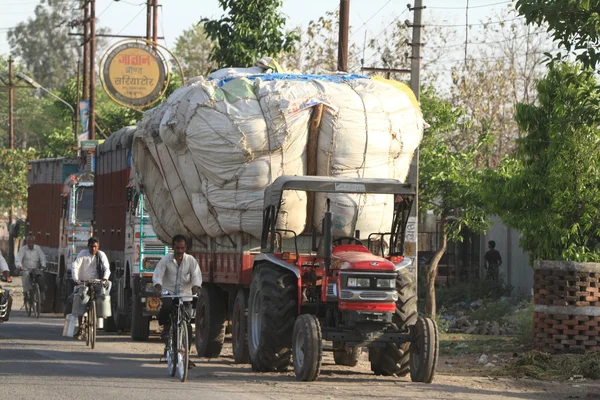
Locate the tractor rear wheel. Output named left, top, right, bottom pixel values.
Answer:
left=370, top=267, right=417, bottom=376
left=248, top=264, right=297, bottom=372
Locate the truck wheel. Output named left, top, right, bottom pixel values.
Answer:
left=40, top=272, right=55, bottom=313
left=130, top=294, right=150, bottom=341
left=114, top=291, right=132, bottom=332
left=232, top=288, right=250, bottom=364
left=195, top=285, right=226, bottom=358
left=369, top=268, right=417, bottom=376
left=410, top=317, right=439, bottom=383
left=333, top=342, right=360, bottom=367
left=292, top=314, right=322, bottom=381
left=248, top=264, right=297, bottom=372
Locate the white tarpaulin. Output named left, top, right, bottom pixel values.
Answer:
left=131, top=69, right=424, bottom=243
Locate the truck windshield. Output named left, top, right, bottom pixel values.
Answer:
left=76, top=187, right=94, bottom=222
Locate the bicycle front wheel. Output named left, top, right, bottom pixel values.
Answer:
left=177, top=323, right=189, bottom=382
left=33, top=283, right=41, bottom=319
left=167, top=323, right=177, bottom=377
left=90, top=300, right=97, bottom=349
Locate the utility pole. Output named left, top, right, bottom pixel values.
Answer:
left=337, top=0, right=350, bottom=72
left=8, top=55, right=13, bottom=150
left=75, top=59, right=81, bottom=139
left=82, top=1, right=89, bottom=101
left=89, top=0, right=96, bottom=140
left=152, top=0, right=159, bottom=45
left=146, top=0, right=152, bottom=41
left=406, top=0, right=424, bottom=266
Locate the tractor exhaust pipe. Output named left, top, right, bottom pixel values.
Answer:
left=323, top=198, right=333, bottom=276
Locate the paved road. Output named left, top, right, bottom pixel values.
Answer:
left=2, top=278, right=599, bottom=400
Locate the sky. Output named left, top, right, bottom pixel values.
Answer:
left=0, top=0, right=515, bottom=69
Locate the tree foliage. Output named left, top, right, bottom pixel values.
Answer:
left=7, top=0, right=80, bottom=89
left=0, top=149, right=37, bottom=213
left=419, top=87, right=489, bottom=317
left=172, top=23, right=216, bottom=78
left=201, top=0, right=299, bottom=68
left=485, top=63, right=600, bottom=262
left=516, top=0, right=600, bottom=69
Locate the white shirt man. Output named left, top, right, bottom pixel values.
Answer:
left=0, top=252, right=11, bottom=283
left=72, top=249, right=111, bottom=282
left=153, top=253, right=202, bottom=299
left=16, top=237, right=47, bottom=293
left=152, top=235, right=201, bottom=360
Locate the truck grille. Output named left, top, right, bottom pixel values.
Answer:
left=359, top=291, right=389, bottom=300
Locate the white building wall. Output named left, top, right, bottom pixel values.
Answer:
left=481, top=216, right=533, bottom=296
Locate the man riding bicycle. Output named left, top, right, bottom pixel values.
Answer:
left=71, top=237, right=111, bottom=339
left=153, top=234, right=202, bottom=367
left=0, top=251, right=13, bottom=322
left=16, top=236, right=47, bottom=304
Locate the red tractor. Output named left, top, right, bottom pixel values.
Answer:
left=247, top=176, right=438, bottom=382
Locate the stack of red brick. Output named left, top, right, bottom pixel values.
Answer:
left=533, top=267, right=600, bottom=353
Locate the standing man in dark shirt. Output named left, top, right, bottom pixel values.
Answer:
left=484, top=240, right=502, bottom=280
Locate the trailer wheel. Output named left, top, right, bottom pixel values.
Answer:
left=369, top=268, right=417, bottom=376
left=232, top=288, right=250, bottom=364
left=195, top=285, right=226, bottom=358
left=248, top=264, right=297, bottom=372
left=292, top=314, right=322, bottom=381
left=333, top=342, right=360, bottom=367
left=130, top=294, right=150, bottom=341
left=410, top=317, right=439, bottom=383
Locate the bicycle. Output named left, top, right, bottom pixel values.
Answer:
left=23, top=268, right=44, bottom=319
left=79, top=279, right=106, bottom=350
left=161, top=291, right=197, bottom=382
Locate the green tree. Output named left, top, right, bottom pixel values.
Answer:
left=516, top=0, right=600, bottom=69
left=172, top=23, right=216, bottom=78
left=419, top=88, right=489, bottom=317
left=201, top=0, right=300, bottom=68
left=0, top=149, right=37, bottom=213
left=7, top=0, right=80, bottom=89
left=485, top=62, right=600, bottom=262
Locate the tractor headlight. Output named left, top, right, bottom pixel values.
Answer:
left=347, top=277, right=370, bottom=288
left=376, top=278, right=395, bottom=289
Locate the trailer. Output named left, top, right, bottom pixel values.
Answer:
left=94, top=128, right=169, bottom=339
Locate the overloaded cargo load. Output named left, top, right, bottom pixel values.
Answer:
left=131, top=66, right=425, bottom=243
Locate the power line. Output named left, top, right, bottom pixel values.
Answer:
left=428, top=1, right=511, bottom=10
left=350, top=0, right=392, bottom=40
left=115, top=4, right=145, bottom=36
left=97, top=0, right=116, bottom=19
left=427, top=31, right=548, bottom=50
left=428, top=16, right=524, bottom=27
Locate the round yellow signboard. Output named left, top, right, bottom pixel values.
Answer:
left=101, top=41, right=168, bottom=108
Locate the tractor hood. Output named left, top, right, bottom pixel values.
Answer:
left=332, top=245, right=395, bottom=271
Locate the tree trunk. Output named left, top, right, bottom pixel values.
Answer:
left=425, top=215, right=448, bottom=318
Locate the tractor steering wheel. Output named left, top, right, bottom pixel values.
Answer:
left=332, top=236, right=363, bottom=246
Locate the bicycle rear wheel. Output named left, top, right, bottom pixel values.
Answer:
left=33, top=283, right=41, bottom=319
left=25, top=291, right=31, bottom=317
left=167, top=323, right=177, bottom=377
left=177, top=322, right=189, bottom=382
left=90, top=301, right=97, bottom=349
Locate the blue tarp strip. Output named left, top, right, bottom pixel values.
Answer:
left=213, top=73, right=369, bottom=87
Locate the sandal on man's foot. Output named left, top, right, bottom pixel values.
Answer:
left=74, top=328, right=83, bottom=340
left=188, top=360, right=196, bottom=369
